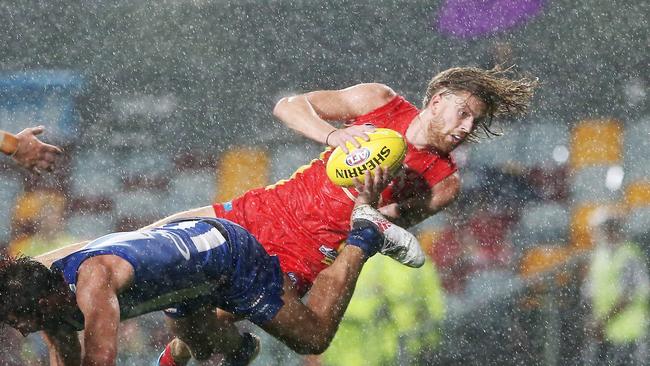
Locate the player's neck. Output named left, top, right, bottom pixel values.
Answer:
left=405, top=112, right=429, bottom=150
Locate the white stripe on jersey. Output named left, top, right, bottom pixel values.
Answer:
left=165, top=220, right=227, bottom=253
left=192, top=227, right=227, bottom=253
left=341, top=187, right=356, bottom=201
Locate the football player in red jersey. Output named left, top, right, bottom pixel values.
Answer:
left=40, top=66, right=537, bottom=364
left=155, top=66, right=537, bottom=292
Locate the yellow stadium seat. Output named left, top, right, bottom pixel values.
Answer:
left=570, top=203, right=600, bottom=250
left=13, top=190, right=66, bottom=222
left=519, top=245, right=570, bottom=278
left=570, top=119, right=623, bottom=169
left=216, top=147, right=269, bottom=202
left=625, top=180, right=650, bottom=208
left=570, top=203, right=627, bottom=250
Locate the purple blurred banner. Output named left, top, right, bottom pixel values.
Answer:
left=437, top=0, right=545, bottom=38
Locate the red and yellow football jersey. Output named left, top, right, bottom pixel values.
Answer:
left=213, top=96, right=457, bottom=293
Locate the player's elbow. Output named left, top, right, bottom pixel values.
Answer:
left=272, top=95, right=305, bottom=122
left=272, top=96, right=291, bottom=119
left=309, top=336, right=334, bottom=355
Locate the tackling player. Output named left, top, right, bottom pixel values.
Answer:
left=0, top=170, right=407, bottom=366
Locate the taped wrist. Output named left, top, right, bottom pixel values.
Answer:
left=346, top=219, right=383, bottom=258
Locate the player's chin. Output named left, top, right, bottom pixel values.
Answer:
left=432, top=140, right=457, bottom=154
left=444, top=136, right=466, bottom=152
left=449, top=142, right=464, bottom=152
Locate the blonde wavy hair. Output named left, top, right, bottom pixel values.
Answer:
left=423, top=66, right=539, bottom=141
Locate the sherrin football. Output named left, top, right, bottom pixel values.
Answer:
left=326, top=128, right=407, bottom=187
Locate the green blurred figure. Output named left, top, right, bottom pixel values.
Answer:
left=323, top=254, right=445, bottom=366
left=582, top=208, right=650, bottom=366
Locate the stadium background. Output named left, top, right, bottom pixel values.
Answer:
left=0, top=0, right=648, bottom=365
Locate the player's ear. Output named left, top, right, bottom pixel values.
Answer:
left=427, top=90, right=445, bottom=109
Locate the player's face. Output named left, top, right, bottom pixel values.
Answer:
left=423, top=91, right=486, bottom=153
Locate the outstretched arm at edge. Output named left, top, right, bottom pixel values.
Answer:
left=1, top=127, right=63, bottom=172
left=138, top=205, right=217, bottom=231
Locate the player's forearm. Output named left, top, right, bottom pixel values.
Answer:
left=301, top=246, right=366, bottom=352
left=380, top=173, right=461, bottom=227
left=273, top=95, right=337, bottom=144
left=81, top=310, right=119, bottom=365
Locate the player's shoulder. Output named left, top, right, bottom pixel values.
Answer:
left=78, top=253, right=134, bottom=278
left=343, top=83, right=398, bottom=115
left=348, top=83, right=397, bottom=102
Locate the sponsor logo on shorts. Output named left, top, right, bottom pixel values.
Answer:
left=249, top=294, right=263, bottom=308
left=223, top=201, right=233, bottom=212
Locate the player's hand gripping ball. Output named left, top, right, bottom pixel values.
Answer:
left=326, top=128, right=407, bottom=187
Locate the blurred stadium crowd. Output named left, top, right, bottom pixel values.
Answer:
left=0, top=0, right=648, bottom=365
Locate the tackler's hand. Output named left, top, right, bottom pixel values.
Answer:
left=353, top=166, right=391, bottom=208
